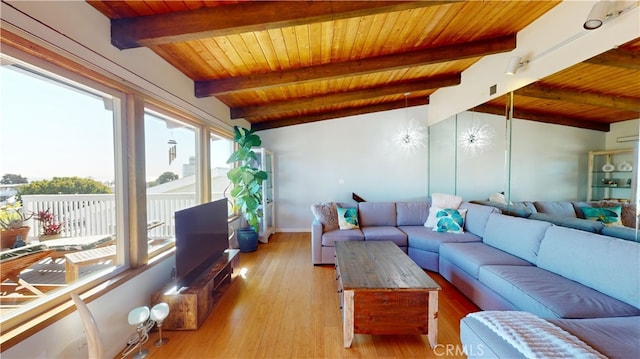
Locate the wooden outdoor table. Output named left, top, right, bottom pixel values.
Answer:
left=335, top=241, right=441, bottom=348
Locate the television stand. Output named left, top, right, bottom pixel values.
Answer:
left=151, top=249, right=240, bottom=330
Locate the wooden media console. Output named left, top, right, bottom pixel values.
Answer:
left=151, top=249, right=240, bottom=330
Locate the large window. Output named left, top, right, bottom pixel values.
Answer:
left=0, top=42, right=235, bottom=336
left=144, top=110, right=198, bottom=255
left=0, top=56, right=123, bottom=319
left=210, top=134, right=233, bottom=214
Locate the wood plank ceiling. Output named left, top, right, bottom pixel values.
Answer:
left=88, top=1, right=639, bottom=132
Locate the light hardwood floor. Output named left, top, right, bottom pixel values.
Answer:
left=136, top=233, right=479, bottom=358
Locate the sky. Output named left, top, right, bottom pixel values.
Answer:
left=0, top=64, right=230, bottom=184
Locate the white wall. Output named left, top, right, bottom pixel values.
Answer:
left=259, top=106, right=430, bottom=232
left=509, top=119, right=604, bottom=201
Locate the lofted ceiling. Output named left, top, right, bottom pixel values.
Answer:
left=87, top=0, right=639, bottom=132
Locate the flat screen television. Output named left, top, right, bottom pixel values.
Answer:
left=174, top=199, right=229, bottom=287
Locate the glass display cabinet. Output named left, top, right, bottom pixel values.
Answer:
left=255, top=148, right=275, bottom=243
left=587, top=149, right=634, bottom=201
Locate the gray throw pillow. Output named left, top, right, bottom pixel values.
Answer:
left=310, top=202, right=339, bottom=231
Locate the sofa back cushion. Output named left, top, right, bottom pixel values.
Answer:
left=537, top=226, right=640, bottom=309
left=534, top=201, right=577, bottom=218
left=483, top=213, right=552, bottom=263
left=470, top=200, right=533, bottom=218
left=358, top=202, right=396, bottom=227
left=396, top=201, right=430, bottom=226
left=459, top=202, right=500, bottom=238
left=528, top=212, right=605, bottom=233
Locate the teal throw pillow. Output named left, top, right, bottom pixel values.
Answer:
left=433, top=208, right=467, bottom=234
left=336, top=206, right=359, bottom=230
left=581, top=206, right=622, bottom=227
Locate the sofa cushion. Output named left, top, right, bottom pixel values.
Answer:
left=592, top=201, right=638, bottom=228
left=321, top=228, right=364, bottom=246
left=425, top=193, right=463, bottom=226
left=528, top=212, right=605, bottom=233
left=396, top=201, right=429, bottom=226
left=581, top=206, right=623, bottom=227
left=401, top=226, right=481, bottom=253
left=533, top=201, right=577, bottom=218
left=549, top=316, right=640, bottom=359
left=470, top=200, right=533, bottom=218
left=439, top=242, right=532, bottom=279
left=459, top=202, right=500, bottom=237
left=432, top=192, right=463, bottom=209
left=600, top=225, right=638, bottom=242
left=358, top=202, right=396, bottom=227
left=337, top=206, right=359, bottom=230
left=479, top=265, right=640, bottom=319
left=483, top=213, right=552, bottom=263
left=361, top=226, right=407, bottom=246
left=572, top=201, right=591, bottom=218
left=310, top=202, right=339, bottom=231
left=433, top=208, right=467, bottom=234
left=537, top=226, right=640, bottom=309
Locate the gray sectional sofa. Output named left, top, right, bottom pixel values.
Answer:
left=310, top=200, right=640, bottom=358
left=311, top=201, right=499, bottom=270
left=471, top=199, right=638, bottom=242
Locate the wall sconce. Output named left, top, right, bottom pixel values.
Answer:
left=505, top=56, right=526, bottom=75
left=459, top=121, right=494, bottom=156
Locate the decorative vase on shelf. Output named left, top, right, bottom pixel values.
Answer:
left=1, top=226, right=30, bottom=249
left=617, top=161, right=632, bottom=172
left=602, top=162, right=615, bottom=172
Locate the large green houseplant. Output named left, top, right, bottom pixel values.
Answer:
left=227, top=126, right=268, bottom=252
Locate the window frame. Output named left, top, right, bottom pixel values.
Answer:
left=0, top=50, right=131, bottom=331
left=0, top=30, right=236, bottom=343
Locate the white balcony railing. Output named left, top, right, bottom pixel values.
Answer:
left=21, top=193, right=198, bottom=239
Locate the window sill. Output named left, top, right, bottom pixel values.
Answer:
left=0, top=248, right=174, bottom=351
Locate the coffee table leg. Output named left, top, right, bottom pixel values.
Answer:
left=343, top=290, right=354, bottom=348
left=427, top=290, right=438, bottom=348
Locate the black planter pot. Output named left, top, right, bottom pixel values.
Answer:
left=237, top=227, right=259, bottom=252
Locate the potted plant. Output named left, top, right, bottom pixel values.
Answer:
left=226, top=126, right=268, bottom=252
left=35, top=208, right=64, bottom=241
left=0, top=202, right=33, bottom=249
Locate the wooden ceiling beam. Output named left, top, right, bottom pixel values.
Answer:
left=472, top=104, right=610, bottom=132
left=584, top=49, right=640, bottom=70
left=252, top=97, right=429, bottom=131
left=197, top=34, right=516, bottom=96
left=516, top=83, right=640, bottom=112
left=111, top=1, right=460, bottom=49
left=231, top=74, right=460, bottom=120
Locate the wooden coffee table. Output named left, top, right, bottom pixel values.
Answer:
left=335, top=241, right=441, bottom=348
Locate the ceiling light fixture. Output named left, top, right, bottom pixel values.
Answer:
left=393, top=93, right=427, bottom=153
left=583, top=0, right=637, bottom=30
left=459, top=120, right=494, bottom=156
left=584, top=1, right=612, bottom=30
left=505, top=56, right=529, bottom=76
